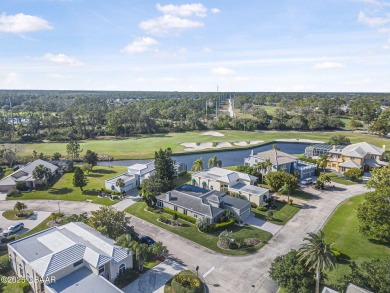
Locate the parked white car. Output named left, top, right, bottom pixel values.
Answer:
left=301, top=178, right=313, bottom=185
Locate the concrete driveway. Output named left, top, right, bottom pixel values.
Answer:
left=243, top=215, right=282, bottom=235
left=0, top=210, right=52, bottom=238
left=122, top=258, right=185, bottom=293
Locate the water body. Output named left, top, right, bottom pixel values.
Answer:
left=97, top=142, right=310, bottom=168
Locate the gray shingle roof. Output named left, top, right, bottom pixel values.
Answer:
left=193, top=167, right=257, bottom=184
left=230, top=182, right=269, bottom=197
left=339, top=160, right=361, bottom=169
left=334, top=142, right=384, bottom=158
left=252, top=149, right=297, bottom=165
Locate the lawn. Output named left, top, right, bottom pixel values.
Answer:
left=291, top=189, right=314, bottom=200
left=251, top=202, right=301, bottom=225
left=6, top=166, right=127, bottom=205
left=322, top=194, right=390, bottom=289
left=15, top=130, right=390, bottom=160
left=125, top=202, right=272, bottom=255
left=172, top=173, right=191, bottom=187
left=327, top=172, right=357, bottom=185
left=2, top=210, right=34, bottom=220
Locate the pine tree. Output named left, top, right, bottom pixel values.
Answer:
left=73, top=167, right=88, bottom=191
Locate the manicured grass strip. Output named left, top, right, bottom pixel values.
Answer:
left=2, top=210, right=34, bottom=220
left=172, top=173, right=192, bottom=187
left=291, top=189, right=314, bottom=201
left=251, top=202, right=301, bottom=225
left=125, top=202, right=272, bottom=255
left=15, top=216, right=52, bottom=239
left=326, top=172, right=357, bottom=185
left=16, top=130, right=390, bottom=160
left=6, top=166, right=127, bottom=205
left=322, top=194, right=390, bottom=289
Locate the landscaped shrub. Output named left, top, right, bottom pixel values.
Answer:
left=288, top=199, right=293, bottom=205
left=0, top=255, right=10, bottom=274
left=215, top=218, right=235, bottom=231
left=114, top=268, right=139, bottom=288
left=7, top=188, right=21, bottom=197
left=178, top=171, right=187, bottom=177
left=257, top=206, right=267, bottom=212
left=0, top=236, right=15, bottom=244
left=163, top=208, right=196, bottom=224
left=158, top=215, right=169, bottom=224
left=172, top=213, right=178, bottom=220
left=250, top=202, right=258, bottom=208
left=266, top=210, right=274, bottom=220
left=331, top=245, right=342, bottom=259
left=16, top=181, right=29, bottom=192
left=171, top=270, right=204, bottom=293
left=196, top=217, right=215, bottom=233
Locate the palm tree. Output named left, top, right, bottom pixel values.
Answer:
left=131, top=242, right=150, bottom=272
left=116, top=178, right=125, bottom=193
left=218, top=230, right=235, bottom=247
left=115, top=234, right=133, bottom=250
left=318, top=154, right=329, bottom=172
left=298, top=230, right=337, bottom=293
left=278, top=183, right=291, bottom=202
left=208, top=156, right=222, bottom=168
left=272, top=144, right=280, bottom=169
left=192, top=158, right=204, bottom=171
left=14, top=201, right=27, bottom=215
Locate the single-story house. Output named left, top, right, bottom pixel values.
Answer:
left=191, top=167, right=269, bottom=205
left=156, top=184, right=251, bottom=223
left=0, top=159, right=58, bottom=193
left=244, top=149, right=316, bottom=179
left=49, top=160, right=74, bottom=172
left=7, top=222, right=131, bottom=293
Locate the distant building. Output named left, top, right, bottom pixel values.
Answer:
left=244, top=149, right=316, bottom=179
left=305, top=144, right=345, bottom=158
left=156, top=184, right=251, bottom=223
left=0, top=159, right=58, bottom=193
left=191, top=167, right=269, bottom=206
left=7, top=222, right=130, bottom=293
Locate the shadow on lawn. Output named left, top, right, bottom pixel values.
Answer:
left=368, top=238, right=390, bottom=248
left=91, top=169, right=117, bottom=175
left=48, top=187, right=73, bottom=195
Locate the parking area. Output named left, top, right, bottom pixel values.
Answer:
left=0, top=210, right=52, bottom=239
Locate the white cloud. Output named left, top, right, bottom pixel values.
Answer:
left=0, top=13, right=52, bottom=33
left=357, top=0, right=381, bottom=4
left=156, top=3, right=207, bottom=17
left=203, top=47, right=212, bottom=53
left=140, top=14, right=203, bottom=35
left=211, top=67, right=235, bottom=75
left=358, top=11, right=390, bottom=27
left=41, top=53, right=82, bottom=66
left=211, top=8, right=221, bottom=14
left=3, top=72, right=17, bottom=84
left=378, top=27, right=390, bottom=33
left=314, top=62, right=344, bottom=69
left=122, top=37, right=158, bottom=54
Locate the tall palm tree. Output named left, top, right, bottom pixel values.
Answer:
left=298, top=230, right=337, bottom=293
left=208, top=156, right=222, bottom=168
left=116, top=178, right=125, bottom=193
left=278, top=183, right=291, bottom=202
left=318, top=154, right=329, bottom=172
left=131, top=242, right=150, bottom=272
left=192, top=158, right=204, bottom=171
left=115, top=234, right=133, bottom=250
left=272, top=144, right=280, bottom=169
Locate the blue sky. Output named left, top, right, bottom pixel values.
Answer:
left=1, top=0, right=390, bottom=92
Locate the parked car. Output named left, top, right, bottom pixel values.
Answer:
left=140, top=236, right=155, bottom=246
left=300, top=178, right=313, bottom=185
left=2, top=222, right=24, bottom=237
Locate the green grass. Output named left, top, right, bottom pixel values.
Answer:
left=125, top=202, right=272, bottom=255
left=323, top=194, right=390, bottom=288
left=6, top=166, right=127, bottom=205
left=291, top=189, right=314, bottom=200
left=2, top=210, right=34, bottom=220
left=143, top=260, right=161, bottom=270
left=15, top=130, right=390, bottom=160
left=172, top=173, right=191, bottom=187
left=251, top=202, right=301, bottom=225
left=327, top=172, right=357, bottom=185
left=0, top=168, right=14, bottom=179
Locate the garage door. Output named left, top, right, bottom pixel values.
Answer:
left=0, top=185, right=12, bottom=193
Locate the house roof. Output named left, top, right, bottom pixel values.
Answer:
left=127, top=161, right=155, bottom=175
left=345, top=283, right=373, bottom=293
left=156, top=186, right=250, bottom=217
left=252, top=149, right=297, bottom=166
left=321, top=287, right=338, bottom=293
left=193, top=167, right=257, bottom=184
left=229, top=182, right=269, bottom=197
left=8, top=222, right=130, bottom=278
left=332, top=142, right=384, bottom=158
left=339, top=160, right=361, bottom=169
left=47, top=266, right=124, bottom=293
left=105, top=172, right=136, bottom=184
left=0, top=159, right=58, bottom=186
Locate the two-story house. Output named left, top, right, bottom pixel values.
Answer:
left=7, top=222, right=132, bottom=293
left=327, top=142, right=387, bottom=172
left=191, top=167, right=269, bottom=205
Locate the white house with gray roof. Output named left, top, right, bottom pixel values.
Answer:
left=7, top=222, right=131, bottom=293
left=191, top=167, right=269, bottom=205
left=0, top=159, right=58, bottom=193
left=156, top=184, right=251, bottom=223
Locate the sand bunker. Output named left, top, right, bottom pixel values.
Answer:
left=180, top=140, right=263, bottom=151
left=233, top=140, right=263, bottom=146
left=274, top=139, right=324, bottom=144
left=201, top=131, right=225, bottom=137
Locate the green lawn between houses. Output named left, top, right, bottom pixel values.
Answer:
left=125, top=201, right=272, bottom=256
left=6, top=166, right=127, bottom=205
left=14, top=130, right=389, bottom=160
left=322, top=194, right=390, bottom=289
left=326, top=172, right=357, bottom=185
left=251, top=202, right=301, bottom=225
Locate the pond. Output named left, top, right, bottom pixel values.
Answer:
left=97, top=142, right=310, bottom=168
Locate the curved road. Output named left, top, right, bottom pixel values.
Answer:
left=0, top=183, right=367, bottom=293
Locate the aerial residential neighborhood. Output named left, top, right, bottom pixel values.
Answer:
left=1, top=1, right=390, bottom=293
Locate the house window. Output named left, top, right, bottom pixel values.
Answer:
left=194, top=214, right=198, bottom=218
left=26, top=273, right=31, bottom=283
left=99, top=265, right=105, bottom=274
left=184, top=209, right=187, bottom=215
left=111, top=185, right=115, bottom=191
left=157, top=200, right=163, bottom=208
left=119, top=264, right=126, bottom=274
left=73, top=260, right=83, bottom=267
left=19, top=264, right=23, bottom=276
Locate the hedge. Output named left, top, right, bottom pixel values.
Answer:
left=171, top=270, right=204, bottom=293
left=215, top=218, right=235, bottom=231
left=163, top=208, right=196, bottom=224
left=0, top=254, right=10, bottom=274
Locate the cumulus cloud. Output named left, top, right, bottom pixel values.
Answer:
left=122, top=37, right=158, bottom=54
left=358, top=11, right=390, bottom=27
left=211, top=8, right=221, bottom=14
left=140, top=14, right=203, bottom=35
left=211, top=67, right=235, bottom=75
left=41, top=53, right=82, bottom=66
left=156, top=3, right=208, bottom=17
left=0, top=13, right=52, bottom=33
left=314, top=62, right=344, bottom=69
